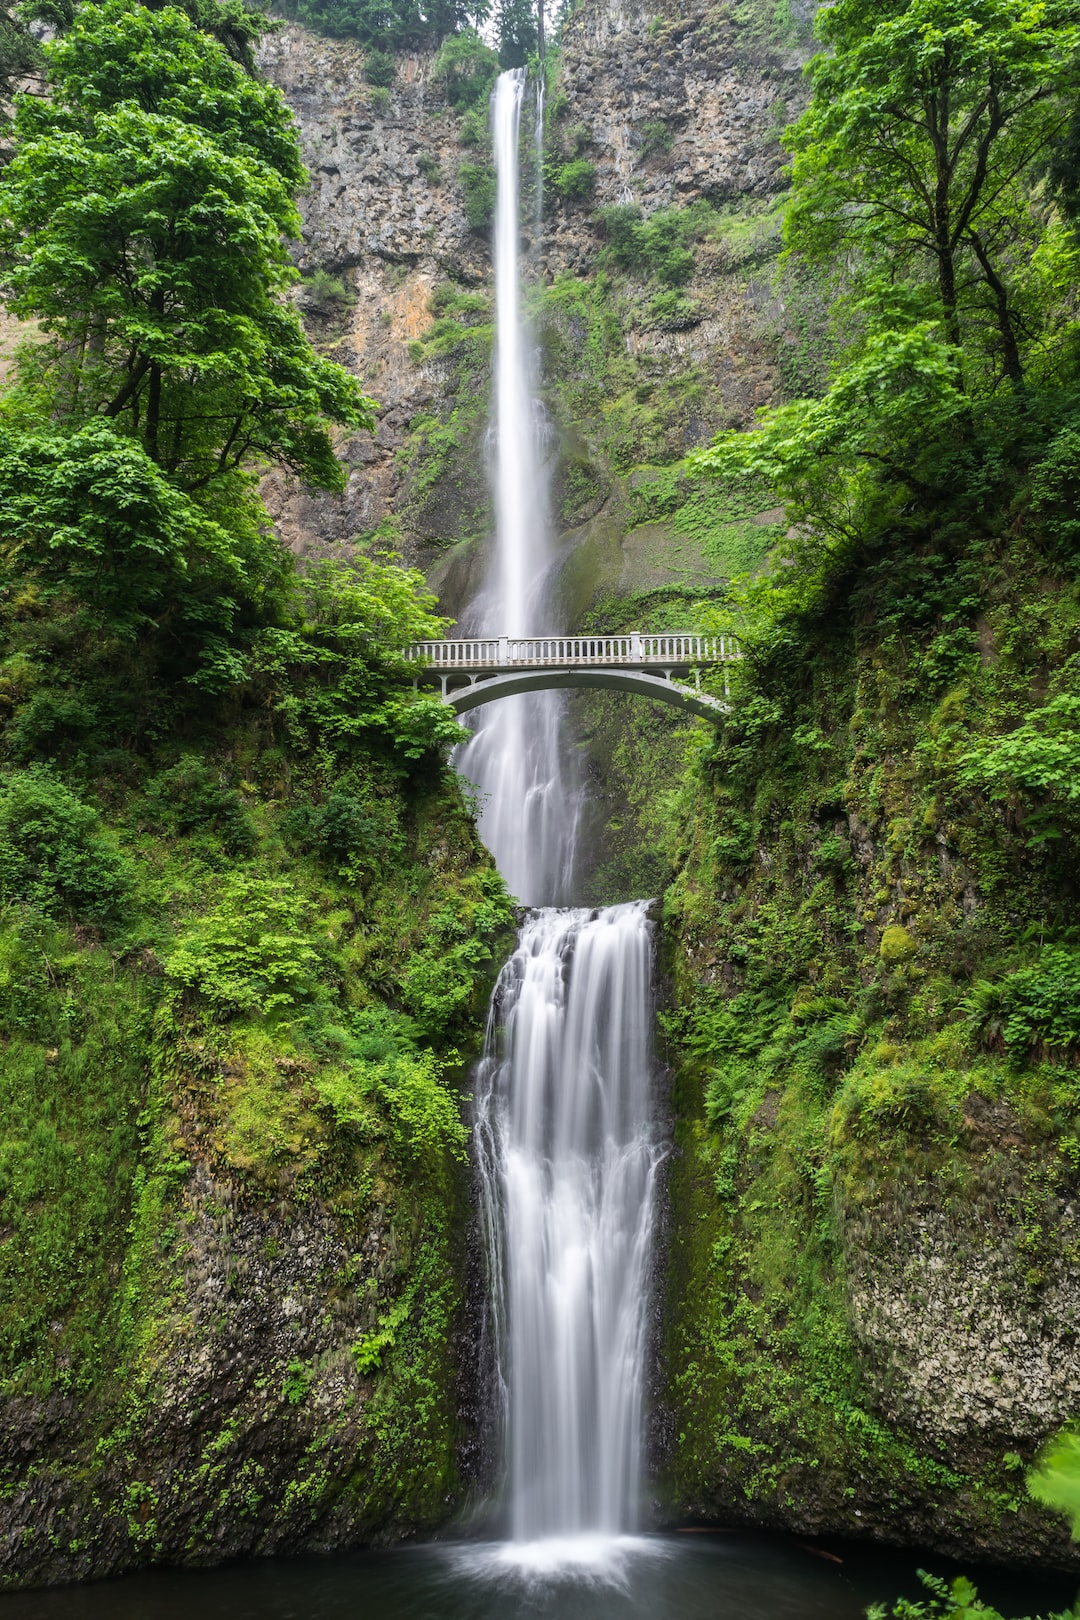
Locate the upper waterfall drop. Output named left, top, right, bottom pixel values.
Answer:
left=453, top=68, right=581, bottom=908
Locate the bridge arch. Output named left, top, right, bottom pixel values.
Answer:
left=440, top=667, right=729, bottom=724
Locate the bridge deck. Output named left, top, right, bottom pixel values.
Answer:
left=404, top=633, right=740, bottom=672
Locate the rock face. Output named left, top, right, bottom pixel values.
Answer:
left=256, top=25, right=489, bottom=575
left=3, top=1168, right=415, bottom=1587
left=0, top=1060, right=489, bottom=1591
left=846, top=1187, right=1080, bottom=1450
left=546, top=0, right=796, bottom=261
left=257, top=0, right=812, bottom=602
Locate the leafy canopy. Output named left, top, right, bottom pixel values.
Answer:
left=0, top=0, right=374, bottom=492
left=0, top=1, right=458, bottom=776
left=785, top=0, right=1080, bottom=388
left=694, top=0, right=1080, bottom=562
left=275, top=0, right=489, bottom=50
left=254, top=561, right=467, bottom=765
left=0, top=420, right=283, bottom=651
left=27, top=0, right=273, bottom=69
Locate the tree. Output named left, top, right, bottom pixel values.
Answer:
left=0, top=420, right=288, bottom=665
left=26, top=0, right=271, bottom=71
left=278, top=0, right=489, bottom=50
left=0, top=0, right=374, bottom=494
left=493, top=0, right=535, bottom=67
left=0, top=7, right=44, bottom=113
left=431, top=26, right=498, bottom=109
left=784, top=0, right=1080, bottom=390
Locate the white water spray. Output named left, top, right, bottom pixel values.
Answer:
left=474, top=904, right=661, bottom=1542
left=454, top=68, right=580, bottom=907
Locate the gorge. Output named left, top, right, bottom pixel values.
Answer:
left=2, top=0, right=1080, bottom=1612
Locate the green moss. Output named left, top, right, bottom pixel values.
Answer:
left=0, top=702, right=513, bottom=1580
left=657, top=509, right=1080, bottom=1553
left=879, top=924, right=916, bottom=965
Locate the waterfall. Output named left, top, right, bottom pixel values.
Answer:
left=454, top=67, right=580, bottom=908
left=474, top=904, right=660, bottom=1542
left=461, top=69, right=661, bottom=1561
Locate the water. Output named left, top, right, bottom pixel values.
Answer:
left=4, top=1535, right=1071, bottom=1618
left=474, top=903, right=660, bottom=1540
left=453, top=67, right=581, bottom=906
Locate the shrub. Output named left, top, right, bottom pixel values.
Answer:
left=459, top=161, right=496, bottom=230
left=595, top=202, right=699, bottom=286
left=433, top=28, right=498, bottom=111
left=379, top=1050, right=468, bottom=1168
left=144, top=756, right=255, bottom=856
left=164, top=876, right=322, bottom=1015
left=959, top=693, right=1080, bottom=840
left=5, top=689, right=98, bottom=763
left=1031, top=425, right=1080, bottom=560
left=832, top=1062, right=938, bottom=1141
left=552, top=158, right=596, bottom=203
left=303, top=268, right=352, bottom=307
left=284, top=791, right=381, bottom=871
left=400, top=880, right=513, bottom=1041
left=457, top=107, right=486, bottom=146
left=316, top=792, right=376, bottom=860
left=0, top=771, right=129, bottom=924
left=363, top=47, right=395, bottom=86
left=644, top=289, right=700, bottom=330
left=973, top=948, right=1080, bottom=1059
left=417, top=151, right=441, bottom=183
left=282, top=1361, right=313, bottom=1405
left=639, top=119, right=672, bottom=157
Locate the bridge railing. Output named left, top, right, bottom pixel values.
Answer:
left=404, top=634, right=741, bottom=667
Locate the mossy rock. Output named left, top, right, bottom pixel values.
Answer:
left=879, top=924, right=917, bottom=966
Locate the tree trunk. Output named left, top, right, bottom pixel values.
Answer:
left=928, top=67, right=965, bottom=372
left=146, top=362, right=161, bottom=462
left=967, top=229, right=1024, bottom=389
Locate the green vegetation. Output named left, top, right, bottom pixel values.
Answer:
left=869, top=1569, right=1075, bottom=1619
left=362, top=45, right=395, bottom=83
left=432, top=26, right=498, bottom=110
left=596, top=201, right=713, bottom=287
left=0, top=0, right=513, bottom=1587
left=459, top=158, right=497, bottom=229
left=270, top=0, right=535, bottom=70
left=649, top=0, right=1080, bottom=1575
left=867, top=1438, right=1080, bottom=1611
left=272, top=0, right=485, bottom=50
left=550, top=156, right=596, bottom=203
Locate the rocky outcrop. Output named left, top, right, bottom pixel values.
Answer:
left=1, top=1135, right=480, bottom=1589
left=546, top=0, right=800, bottom=265
left=258, top=0, right=814, bottom=593
left=256, top=26, right=488, bottom=574
left=845, top=1169, right=1080, bottom=1450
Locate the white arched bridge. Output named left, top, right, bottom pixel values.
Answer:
left=404, top=634, right=740, bottom=723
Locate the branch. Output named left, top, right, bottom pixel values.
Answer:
left=101, top=354, right=151, bottom=418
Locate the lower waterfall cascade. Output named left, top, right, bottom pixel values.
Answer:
left=473, top=903, right=661, bottom=1544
